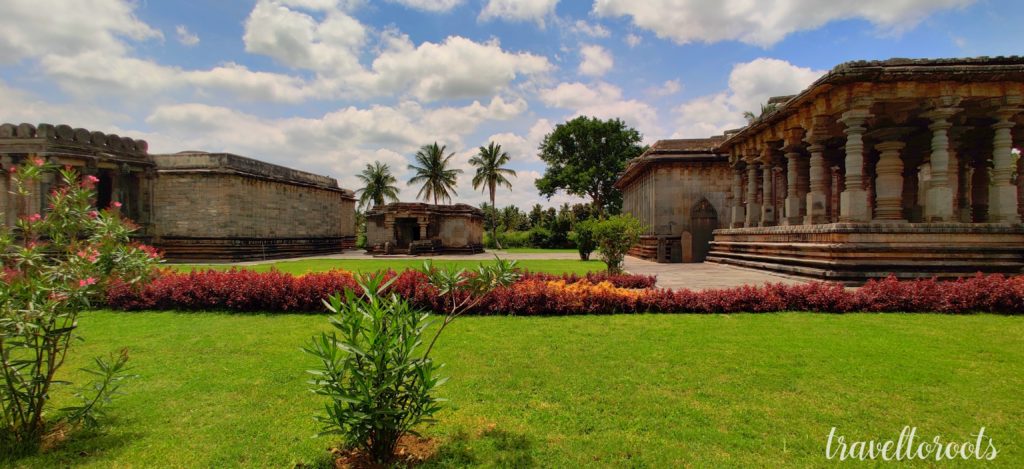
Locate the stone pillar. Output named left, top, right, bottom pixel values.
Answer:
left=922, top=107, right=960, bottom=222
left=744, top=162, right=761, bottom=227
left=873, top=141, right=907, bottom=222
left=839, top=110, right=871, bottom=222
left=783, top=150, right=807, bottom=225
left=760, top=161, right=776, bottom=226
left=730, top=166, right=746, bottom=228
left=958, top=159, right=974, bottom=223
left=989, top=110, right=1021, bottom=223
left=418, top=218, right=428, bottom=239
left=804, top=144, right=828, bottom=224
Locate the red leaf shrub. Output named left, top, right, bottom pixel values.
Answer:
left=105, top=269, right=1024, bottom=315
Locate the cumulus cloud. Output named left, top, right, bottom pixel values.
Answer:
left=673, top=58, right=824, bottom=137
left=243, top=0, right=366, bottom=73
left=569, top=20, right=610, bottom=38
left=593, top=0, right=975, bottom=47
left=0, top=0, right=162, bottom=64
left=578, top=44, right=613, bottom=77
left=175, top=25, right=200, bottom=46
left=242, top=2, right=551, bottom=101
left=387, top=0, right=464, bottom=12
left=479, top=0, right=559, bottom=27
left=624, top=33, right=642, bottom=47
left=351, top=34, right=551, bottom=101
left=540, top=81, right=660, bottom=140
left=647, top=79, right=681, bottom=96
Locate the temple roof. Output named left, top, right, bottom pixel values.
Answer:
left=614, top=137, right=728, bottom=188
left=153, top=151, right=353, bottom=196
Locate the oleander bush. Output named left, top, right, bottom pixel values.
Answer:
left=1, top=161, right=158, bottom=458
left=105, top=267, right=1024, bottom=315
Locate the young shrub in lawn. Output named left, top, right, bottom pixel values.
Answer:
left=0, top=161, right=158, bottom=459
left=304, top=259, right=518, bottom=464
left=591, top=214, right=646, bottom=274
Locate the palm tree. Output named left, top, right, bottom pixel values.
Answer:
left=407, top=142, right=462, bottom=205
left=470, top=142, right=517, bottom=249
left=355, top=162, right=400, bottom=211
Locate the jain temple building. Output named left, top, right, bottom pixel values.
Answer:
left=617, top=57, right=1024, bottom=283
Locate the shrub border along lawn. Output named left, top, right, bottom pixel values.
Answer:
left=107, top=268, right=1024, bottom=315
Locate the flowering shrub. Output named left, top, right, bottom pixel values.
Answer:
left=1, top=161, right=159, bottom=458
left=107, top=268, right=1024, bottom=315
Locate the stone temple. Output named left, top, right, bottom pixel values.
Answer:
left=364, top=202, right=484, bottom=255
left=618, top=57, right=1024, bottom=283
left=0, top=123, right=356, bottom=261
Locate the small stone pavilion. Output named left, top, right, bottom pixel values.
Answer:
left=619, top=57, right=1024, bottom=282
left=0, top=123, right=356, bottom=262
left=364, top=202, right=484, bottom=255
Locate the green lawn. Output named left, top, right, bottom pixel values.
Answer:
left=171, top=258, right=601, bottom=275
left=494, top=248, right=578, bottom=254
left=15, top=312, right=1023, bottom=468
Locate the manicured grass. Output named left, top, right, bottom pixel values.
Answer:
left=494, top=248, right=578, bottom=254
left=17, top=312, right=1024, bottom=467
left=171, top=258, right=601, bottom=275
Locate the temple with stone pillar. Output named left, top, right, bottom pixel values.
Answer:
left=0, top=123, right=357, bottom=262
left=364, top=202, right=484, bottom=255
left=618, top=57, right=1024, bottom=283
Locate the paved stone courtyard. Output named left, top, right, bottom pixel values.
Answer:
left=224, top=251, right=805, bottom=290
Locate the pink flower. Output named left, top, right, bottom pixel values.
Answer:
left=112, top=201, right=122, bottom=209
left=31, top=157, right=44, bottom=167
left=26, top=213, right=41, bottom=223
left=88, top=210, right=99, bottom=219
left=6, top=166, right=15, bottom=174
left=87, top=175, right=99, bottom=183
left=79, top=278, right=97, bottom=287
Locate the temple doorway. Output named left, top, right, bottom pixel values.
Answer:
left=690, top=198, right=718, bottom=262
left=394, top=218, right=420, bottom=249
left=96, top=170, right=113, bottom=210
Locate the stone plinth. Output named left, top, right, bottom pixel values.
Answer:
left=707, top=223, right=1024, bottom=284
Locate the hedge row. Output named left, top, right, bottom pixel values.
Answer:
left=106, top=269, right=1024, bottom=315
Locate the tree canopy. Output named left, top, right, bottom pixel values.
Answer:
left=535, top=116, right=644, bottom=215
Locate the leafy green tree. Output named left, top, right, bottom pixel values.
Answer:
left=535, top=116, right=645, bottom=215
left=572, top=218, right=598, bottom=261
left=591, top=214, right=646, bottom=274
left=470, top=142, right=516, bottom=249
left=408, top=142, right=462, bottom=205
left=354, top=162, right=400, bottom=211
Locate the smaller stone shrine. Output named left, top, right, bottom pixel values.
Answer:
left=364, top=203, right=484, bottom=255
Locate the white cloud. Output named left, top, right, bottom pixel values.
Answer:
left=479, top=0, right=559, bottom=27
left=673, top=58, right=824, bottom=137
left=578, top=44, right=613, bottom=77
left=243, top=0, right=366, bottom=73
left=387, top=0, right=464, bottom=12
left=40, top=52, right=314, bottom=103
left=624, top=33, right=642, bottom=47
left=593, top=0, right=975, bottom=47
left=0, top=0, right=162, bottom=64
left=540, top=81, right=659, bottom=140
left=353, top=34, right=551, bottom=101
left=175, top=25, right=200, bottom=46
left=647, top=79, right=681, bottom=96
left=570, top=20, right=610, bottom=38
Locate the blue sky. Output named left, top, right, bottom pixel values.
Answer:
left=1, top=0, right=1021, bottom=208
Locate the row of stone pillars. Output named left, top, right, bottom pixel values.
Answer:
left=730, top=104, right=1022, bottom=228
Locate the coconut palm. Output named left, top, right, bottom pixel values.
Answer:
left=355, top=162, right=400, bottom=210
left=470, top=142, right=516, bottom=249
left=407, top=142, right=462, bottom=205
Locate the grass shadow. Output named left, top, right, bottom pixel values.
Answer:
left=424, top=427, right=534, bottom=468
